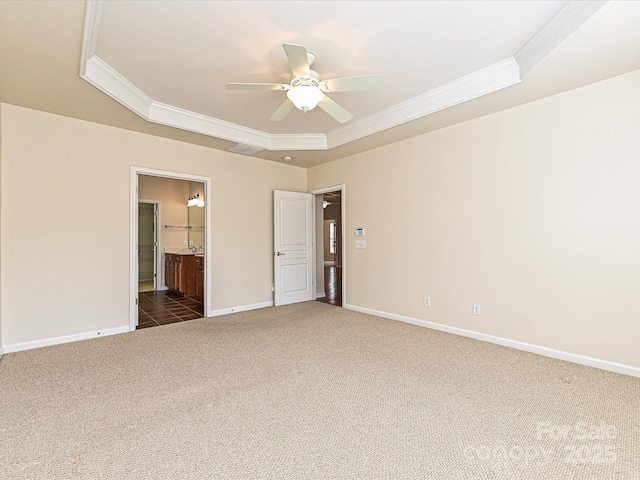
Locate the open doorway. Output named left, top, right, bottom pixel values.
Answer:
left=136, top=175, right=206, bottom=329
left=314, top=188, right=343, bottom=307
left=130, top=167, right=212, bottom=331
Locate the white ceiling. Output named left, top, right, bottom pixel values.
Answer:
left=94, top=0, right=565, bottom=133
left=2, top=1, right=640, bottom=167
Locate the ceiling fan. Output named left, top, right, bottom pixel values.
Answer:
left=226, top=43, right=382, bottom=124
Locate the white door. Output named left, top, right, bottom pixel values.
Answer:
left=274, top=190, right=314, bottom=306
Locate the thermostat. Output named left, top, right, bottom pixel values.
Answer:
left=355, top=227, right=365, bottom=236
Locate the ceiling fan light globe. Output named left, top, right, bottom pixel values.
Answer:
left=287, top=86, right=323, bottom=112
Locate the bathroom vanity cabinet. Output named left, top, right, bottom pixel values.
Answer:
left=165, top=253, right=197, bottom=296
left=195, top=255, right=205, bottom=301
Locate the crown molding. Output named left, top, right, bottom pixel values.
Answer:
left=81, top=54, right=519, bottom=153
left=515, top=0, right=613, bottom=79
left=83, top=55, right=153, bottom=118
left=80, top=0, right=612, bottom=154
left=82, top=56, right=273, bottom=149
left=149, top=102, right=272, bottom=149
left=271, top=133, right=327, bottom=151
left=81, top=53, right=328, bottom=151
left=79, top=0, right=102, bottom=77
left=327, top=57, right=520, bottom=150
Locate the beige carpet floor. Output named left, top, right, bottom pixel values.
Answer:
left=1, top=301, right=638, bottom=479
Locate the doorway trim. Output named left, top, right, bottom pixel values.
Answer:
left=130, top=166, right=212, bottom=331
left=309, top=184, right=346, bottom=306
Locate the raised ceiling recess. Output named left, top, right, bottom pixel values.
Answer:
left=80, top=0, right=612, bottom=155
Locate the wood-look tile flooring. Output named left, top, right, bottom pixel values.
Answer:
left=316, top=266, right=342, bottom=307
left=137, top=290, right=204, bottom=329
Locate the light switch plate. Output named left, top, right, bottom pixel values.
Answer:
left=355, top=240, right=367, bottom=249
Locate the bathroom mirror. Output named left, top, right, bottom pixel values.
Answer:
left=188, top=182, right=205, bottom=249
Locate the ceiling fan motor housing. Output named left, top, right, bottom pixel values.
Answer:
left=290, top=70, right=320, bottom=88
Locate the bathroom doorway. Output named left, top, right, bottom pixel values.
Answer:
left=130, top=167, right=212, bottom=331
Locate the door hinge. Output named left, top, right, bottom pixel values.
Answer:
left=135, top=298, right=138, bottom=305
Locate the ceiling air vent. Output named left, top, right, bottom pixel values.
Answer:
left=228, top=143, right=263, bottom=156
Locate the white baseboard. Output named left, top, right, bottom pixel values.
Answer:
left=208, top=301, right=273, bottom=317
left=316, top=292, right=326, bottom=299
left=3, top=326, right=131, bottom=354
left=344, top=303, right=640, bottom=378
left=2, top=300, right=271, bottom=354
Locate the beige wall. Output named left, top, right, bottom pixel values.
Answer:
left=308, top=70, right=640, bottom=369
left=0, top=104, right=306, bottom=346
left=139, top=175, right=190, bottom=249
left=0, top=104, right=3, bottom=356
left=2, top=69, right=639, bottom=370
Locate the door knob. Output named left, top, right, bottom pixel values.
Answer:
left=276, top=252, right=286, bottom=256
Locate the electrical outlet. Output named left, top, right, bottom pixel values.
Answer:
left=183, top=240, right=188, bottom=246
left=473, top=304, right=481, bottom=315
left=423, top=296, right=431, bottom=307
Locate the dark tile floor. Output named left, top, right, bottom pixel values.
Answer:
left=137, top=290, right=204, bottom=329
left=140, top=265, right=337, bottom=329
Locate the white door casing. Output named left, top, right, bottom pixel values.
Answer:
left=274, top=190, right=314, bottom=306
left=130, top=166, right=212, bottom=330
left=311, top=185, right=346, bottom=304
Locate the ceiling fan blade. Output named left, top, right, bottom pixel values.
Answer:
left=226, top=83, right=288, bottom=91
left=321, top=74, right=382, bottom=92
left=317, top=96, right=353, bottom=124
left=270, top=100, right=295, bottom=121
left=283, top=43, right=310, bottom=78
